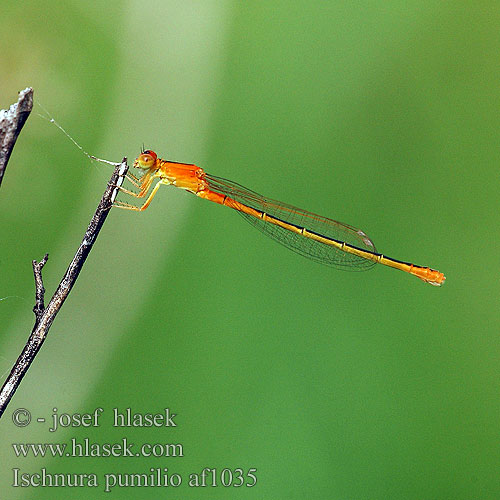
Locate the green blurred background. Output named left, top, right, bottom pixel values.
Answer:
left=1, top=1, right=499, bottom=499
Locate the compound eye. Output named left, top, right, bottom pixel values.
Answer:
left=142, top=150, right=157, bottom=160
left=137, top=150, right=158, bottom=168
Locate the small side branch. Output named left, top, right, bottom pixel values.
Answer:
left=0, top=87, right=33, bottom=187
left=32, top=254, right=49, bottom=328
left=0, top=159, right=129, bottom=418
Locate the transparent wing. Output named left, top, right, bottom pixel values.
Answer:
left=205, top=174, right=377, bottom=271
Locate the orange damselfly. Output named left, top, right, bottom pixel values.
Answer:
left=115, top=150, right=445, bottom=286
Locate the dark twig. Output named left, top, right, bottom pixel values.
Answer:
left=0, top=159, right=128, bottom=418
left=32, top=254, right=49, bottom=328
left=0, top=87, right=33, bottom=187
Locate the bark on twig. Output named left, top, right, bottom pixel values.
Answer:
left=0, top=159, right=129, bottom=418
left=0, top=87, right=33, bottom=187
left=32, top=254, right=49, bottom=328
